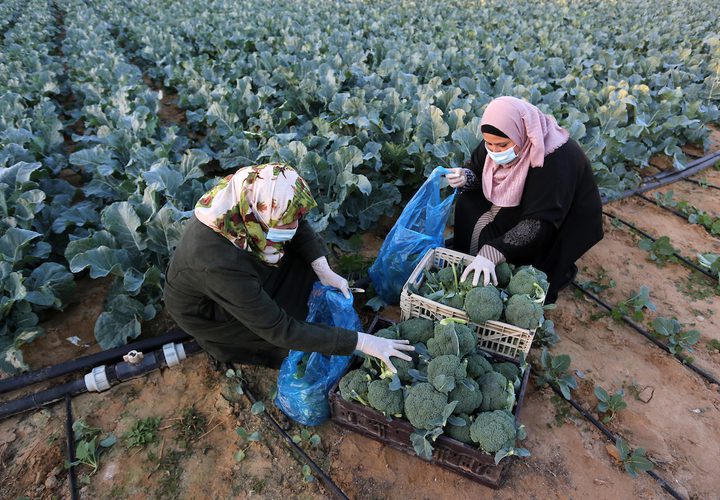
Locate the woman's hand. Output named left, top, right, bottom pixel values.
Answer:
left=355, top=332, right=414, bottom=373
left=445, top=168, right=467, bottom=188
left=311, top=256, right=350, bottom=298
left=460, top=254, right=498, bottom=286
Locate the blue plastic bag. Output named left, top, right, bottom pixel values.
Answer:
left=274, top=283, right=360, bottom=426
left=368, top=167, right=456, bottom=304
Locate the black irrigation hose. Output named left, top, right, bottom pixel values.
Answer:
left=240, top=382, right=349, bottom=500
left=682, top=177, right=720, bottom=191
left=0, top=328, right=191, bottom=395
left=571, top=282, right=720, bottom=390
left=601, top=211, right=716, bottom=281
left=64, top=395, right=79, bottom=500
left=635, top=193, right=691, bottom=222
left=0, top=341, right=202, bottom=420
left=547, top=384, right=685, bottom=500
left=604, top=150, right=720, bottom=203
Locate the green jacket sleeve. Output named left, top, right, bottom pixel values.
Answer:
left=287, top=218, right=327, bottom=264
left=204, top=265, right=358, bottom=355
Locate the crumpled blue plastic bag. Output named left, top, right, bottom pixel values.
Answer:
left=368, top=166, right=456, bottom=304
left=274, top=283, right=360, bottom=426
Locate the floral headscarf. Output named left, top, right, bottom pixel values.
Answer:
left=195, top=164, right=317, bottom=265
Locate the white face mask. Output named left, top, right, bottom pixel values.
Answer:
left=486, top=144, right=518, bottom=165
left=266, top=227, right=297, bottom=242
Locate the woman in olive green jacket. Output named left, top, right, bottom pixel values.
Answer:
left=164, top=164, right=412, bottom=370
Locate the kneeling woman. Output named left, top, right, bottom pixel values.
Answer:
left=446, top=96, right=603, bottom=303
left=164, top=164, right=412, bottom=370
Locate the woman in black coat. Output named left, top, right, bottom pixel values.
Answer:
left=446, top=96, right=603, bottom=303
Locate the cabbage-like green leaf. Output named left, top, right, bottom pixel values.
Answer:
left=416, top=105, right=449, bottom=145
left=101, top=202, right=147, bottom=252
left=0, top=228, right=42, bottom=265
left=24, top=262, right=76, bottom=309
left=69, top=246, right=132, bottom=278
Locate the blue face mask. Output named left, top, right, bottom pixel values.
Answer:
left=486, top=144, right=518, bottom=165
left=266, top=227, right=297, bottom=242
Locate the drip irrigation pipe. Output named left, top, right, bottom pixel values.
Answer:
left=0, top=328, right=191, bottom=395
left=0, top=340, right=201, bottom=420
left=64, top=395, right=79, bottom=500
left=240, top=381, right=349, bottom=500
left=635, top=193, right=696, bottom=223
left=571, top=282, right=720, bottom=389
left=601, top=211, right=716, bottom=281
left=547, top=384, right=685, bottom=500
left=603, top=150, right=720, bottom=203
left=682, top=177, right=720, bottom=191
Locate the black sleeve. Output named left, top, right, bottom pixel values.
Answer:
left=286, top=218, right=327, bottom=264
left=485, top=142, right=582, bottom=262
left=204, top=265, right=358, bottom=355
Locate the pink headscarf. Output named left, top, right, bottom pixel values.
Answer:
left=480, top=96, right=569, bottom=207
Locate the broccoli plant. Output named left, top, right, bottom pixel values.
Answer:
left=67, top=420, right=116, bottom=474
left=652, top=317, right=701, bottom=355
left=594, top=386, right=627, bottom=423
left=535, top=319, right=560, bottom=347
left=536, top=348, right=578, bottom=400
left=611, top=286, right=656, bottom=322
left=697, top=253, right=720, bottom=282
left=577, top=267, right=616, bottom=294
left=612, top=437, right=654, bottom=478
left=638, top=236, right=677, bottom=266
left=655, top=191, right=720, bottom=235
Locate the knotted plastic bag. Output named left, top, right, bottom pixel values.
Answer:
left=274, top=283, right=360, bottom=425
left=368, top=167, right=456, bottom=304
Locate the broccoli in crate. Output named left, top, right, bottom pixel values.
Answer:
left=412, top=258, right=553, bottom=333
left=336, top=317, right=529, bottom=464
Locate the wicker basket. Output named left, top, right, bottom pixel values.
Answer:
left=399, top=247, right=536, bottom=359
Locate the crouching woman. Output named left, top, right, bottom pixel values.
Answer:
left=446, top=96, right=604, bottom=303
left=164, top=164, right=412, bottom=370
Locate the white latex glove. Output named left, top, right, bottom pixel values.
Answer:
left=311, top=256, right=350, bottom=298
left=355, top=332, right=415, bottom=373
left=445, top=167, right=467, bottom=189
left=460, top=254, right=498, bottom=287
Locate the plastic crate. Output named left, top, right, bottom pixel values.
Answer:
left=399, top=246, right=536, bottom=360
left=329, top=317, right=530, bottom=489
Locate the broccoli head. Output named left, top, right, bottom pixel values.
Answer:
left=448, top=377, right=483, bottom=414
left=477, top=371, right=516, bottom=411
left=445, top=413, right=473, bottom=444
left=465, top=352, right=494, bottom=379
left=427, top=354, right=467, bottom=393
left=428, top=319, right=477, bottom=358
left=374, top=327, right=399, bottom=340
left=397, top=317, right=434, bottom=344
left=339, top=368, right=371, bottom=405
left=504, top=294, right=543, bottom=330
left=507, top=266, right=549, bottom=297
left=367, top=379, right=404, bottom=417
left=495, top=262, right=513, bottom=289
left=469, top=410, right=516, bottom=453
left=492, top=362, right=520, bottom=382
left=404, top=382, right=449, bottom=430
left=463, top=285, right=503, bottom=324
